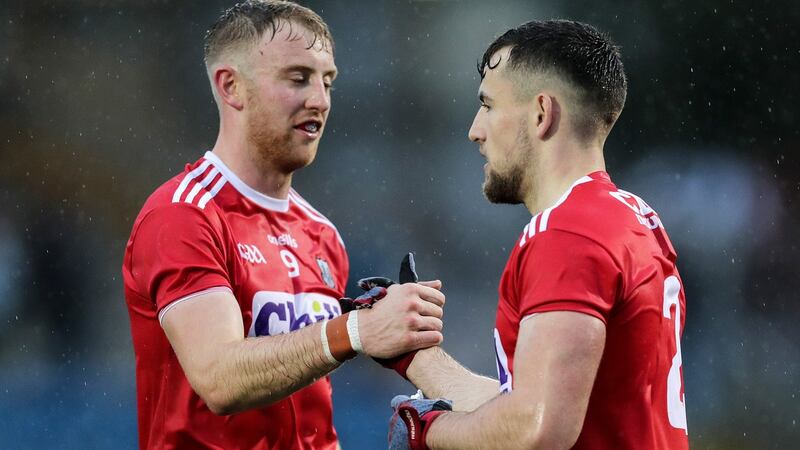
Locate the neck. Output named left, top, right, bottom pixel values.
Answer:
left=211, top=117, right=292, bottom=199
left=523, top=138, right=605, bottom=214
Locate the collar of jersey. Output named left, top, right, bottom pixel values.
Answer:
left=203, top=151, right=290, bottom=212
left=530, top=172, right=600, bottom=218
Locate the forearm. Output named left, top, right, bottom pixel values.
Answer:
left=202, top=320, right=338, bottom=414
left=407, top=347, right=499, bottom=411
left=425, top=392, right=542, bottom=450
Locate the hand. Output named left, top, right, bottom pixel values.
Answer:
left=339, top=253, right=444, bottom=362
left=339, top=253, right=423, bottom=313
left=358, top=281, right=444, bottom=358
left=389, top=391, right=453, bottom=450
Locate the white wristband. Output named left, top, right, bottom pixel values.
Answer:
left=320, top=320, right=338, bottom=365
left=346, top=310, right=363, bottom=353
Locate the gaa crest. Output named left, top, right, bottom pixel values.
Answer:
left=316, top=257, right=335, bottom=289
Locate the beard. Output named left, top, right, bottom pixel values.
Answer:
left=482, top=118, right=533, bottom=204
left=483, top=164, right=525, bottom=204
left=245, top=86, right=317, bottom=174
left=483, top=167, right=523, bottom=205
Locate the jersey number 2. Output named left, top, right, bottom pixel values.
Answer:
left=663, top=275, right=688, bottom=433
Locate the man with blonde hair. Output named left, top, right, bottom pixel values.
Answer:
left=123, top=2, right=445, bottom=448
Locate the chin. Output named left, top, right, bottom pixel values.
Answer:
left=483, top=172, right=523, bottom=205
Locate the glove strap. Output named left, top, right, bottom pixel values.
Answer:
left=399, top=406, right=448, bottom=450
left=374, top=350, right=417, bottom=380
left=322, top=313, right=358, bottom=363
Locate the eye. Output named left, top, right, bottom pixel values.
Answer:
left=480, top=102, right=490, bottom=111
left=289, top=73, right=309, bottom=84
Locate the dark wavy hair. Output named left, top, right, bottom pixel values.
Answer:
left=204, top=0, right=334, bottom=68
left=479, top=20, right=627, bottom=131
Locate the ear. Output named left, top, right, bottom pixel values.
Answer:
left=534, top=93, right=559, bottom=140
left=213, top=66, right=245, bottom=111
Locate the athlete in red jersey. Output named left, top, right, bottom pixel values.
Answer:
left=124, top=152, right=349, bottom=449
left=123, top=2, right=445, bottom=449
left=388, top=20, right=689, bottom=449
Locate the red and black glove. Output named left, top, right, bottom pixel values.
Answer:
left=388, top=391, right=453, bottom=450
left=338, top=253, right=421, bottom=379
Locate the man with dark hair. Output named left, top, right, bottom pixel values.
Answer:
left=122, top=1, right=445, bottom=449
left=387, top=20, right=689, bottom=449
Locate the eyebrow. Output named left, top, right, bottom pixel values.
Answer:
left=282, top=65, right=338, bottom=79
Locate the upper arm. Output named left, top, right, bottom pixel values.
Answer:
left=511, top=311, right=606, bottom=448
left=128, top=204, right=232, bottom=311
left=161, top=290, right=243, bottom=394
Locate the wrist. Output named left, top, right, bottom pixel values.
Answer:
left=421, top=410, right=447, bottom=450
left=398, top=406, right=448, bottom=450
left=321, top=311, right=362, bottom=364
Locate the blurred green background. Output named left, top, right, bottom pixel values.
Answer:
left=1, top=0, right=798, bottom=448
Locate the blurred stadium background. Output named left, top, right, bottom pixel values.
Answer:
left=1, top=0, right=798, bottom=448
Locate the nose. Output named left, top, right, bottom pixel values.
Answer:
left=468, top=110, right=485, bottom=144
left=305, top=79, right=331, bottom=113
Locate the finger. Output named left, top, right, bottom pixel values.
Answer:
left=419, top=279, right=442, bottom=290
left=412, top=330, right=443, bottom=349
left=414, top=315, right=443, bottom=332
left=414, top=300, right=443, bottom=319
left=415, top=284, right=446, bottom=307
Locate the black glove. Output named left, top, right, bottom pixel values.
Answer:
left=338, top=253, right=423, bottom=379
left=338, top=253, right=418, bottom=313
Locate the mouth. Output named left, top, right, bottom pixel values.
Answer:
left=294, top=119, right=323, bottom=139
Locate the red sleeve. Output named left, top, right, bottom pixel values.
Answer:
left=334, top=240, right=349, bottom=296
left=128, top=203, right=232, bottom=312
left=518, top=230, right=622, bottom=324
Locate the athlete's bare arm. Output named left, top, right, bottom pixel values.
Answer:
left=406, top=347, right=499, bottom=412
left=162, top=283, right=445, bottom=415
left=424, top=311, right=605, bottom=449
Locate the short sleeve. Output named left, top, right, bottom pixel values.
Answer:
left=518, top=230, right=622, bottom=324
left=127, top=204, right=232, bottom=313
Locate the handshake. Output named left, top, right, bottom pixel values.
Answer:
left=329, top=253, right=442, bottom=379
left=331, top=254, right=454, bottom=450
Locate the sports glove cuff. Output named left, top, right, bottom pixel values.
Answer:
left=398, top=406, right=448, bottom=450
left=373, top=350, right=417, bottom=380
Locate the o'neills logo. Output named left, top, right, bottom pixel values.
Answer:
left=403, top=409, right=417, bottom=440
left=267, top=233, right=298, bottom=248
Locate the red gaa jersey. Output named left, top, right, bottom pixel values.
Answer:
left=123, top=151, right=349, bottom=449
left=494, top=171, right=689, bottom=449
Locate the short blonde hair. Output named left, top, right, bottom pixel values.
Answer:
left=204, top=0, right=334, bottom=70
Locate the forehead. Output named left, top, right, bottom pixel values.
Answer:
left=480, top=47, right=514, bottom=95
left=250, top=22, right=336, bottom=73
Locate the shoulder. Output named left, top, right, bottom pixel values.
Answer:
left=288, top=188, right=346, bottom=248
left=131, top=157, right=227, bottom=241
left=519, top=172, right=644, bottom=251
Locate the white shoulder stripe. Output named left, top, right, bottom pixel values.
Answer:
left=538, top=175, right=593, bottom=233
left=184, top=168, right=220, bottom=204
left=172, top=160, right=212, bottom=203
left=519, top=214, right=541, bottom=247
left=289, top=191, right=345, bottom=247
left=198, top=176, right=228, bottom=209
